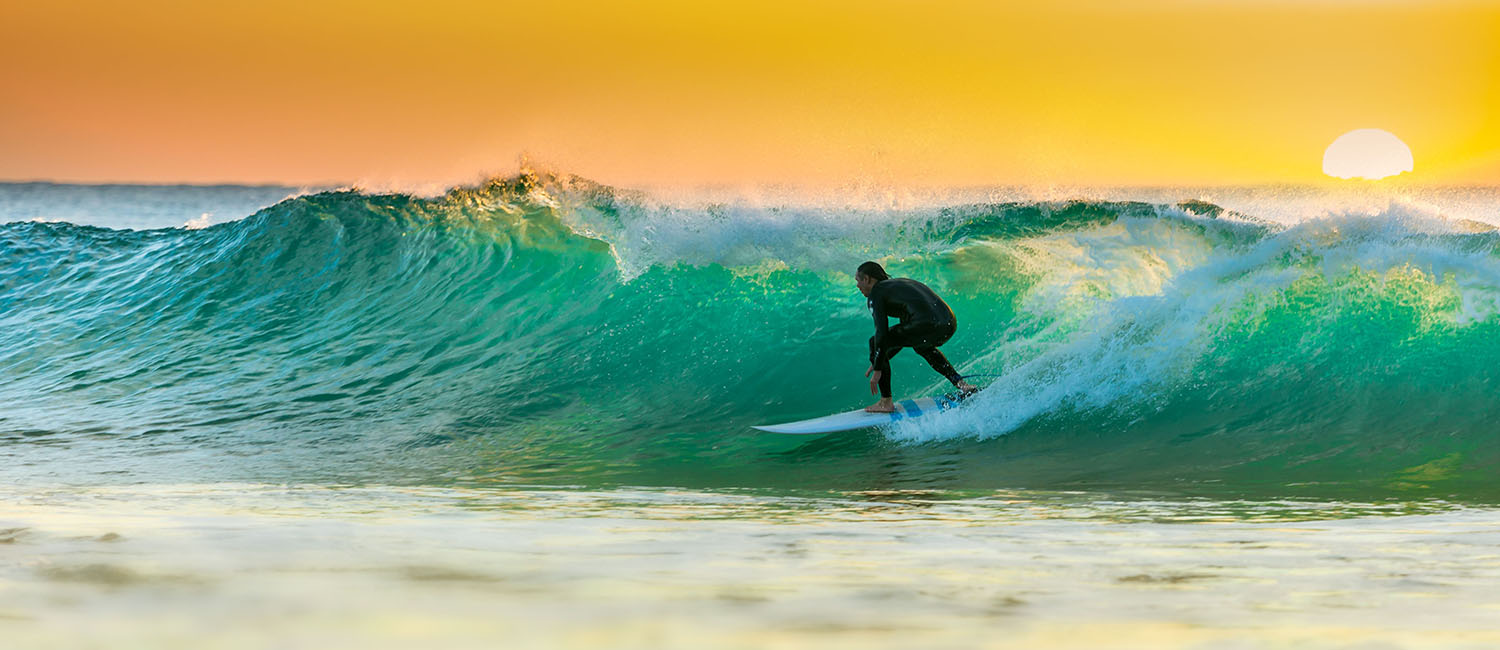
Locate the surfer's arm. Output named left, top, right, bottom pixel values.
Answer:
left=869, top=297, right=891, bottom=366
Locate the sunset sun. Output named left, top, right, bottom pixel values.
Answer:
left=1322, top=129, right=1414, bottom=180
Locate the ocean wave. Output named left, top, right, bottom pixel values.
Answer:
left=4, top=173, right=1499, bottom=495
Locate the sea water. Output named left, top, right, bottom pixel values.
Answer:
left=4, top=176, right=1500, bottom=648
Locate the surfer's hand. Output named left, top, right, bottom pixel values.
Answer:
left=865, top=365, right=874, bottom=377
left=868, top=370, right=881, bottom=394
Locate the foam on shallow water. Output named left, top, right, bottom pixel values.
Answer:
left=2, top=483, right=1498, bottom=650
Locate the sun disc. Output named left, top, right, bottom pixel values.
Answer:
left=1322, top=129, right=1414, bottom=180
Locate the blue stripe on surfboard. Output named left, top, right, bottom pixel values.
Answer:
left=901, top=399, right=923, bottom=417
left=887, top=399, right=922, bottom=423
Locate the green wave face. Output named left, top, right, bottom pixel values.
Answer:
left=3, top=175, right=1499, bottom=498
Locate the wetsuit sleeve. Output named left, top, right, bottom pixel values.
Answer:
left=870, top=295, right=890, bottom=366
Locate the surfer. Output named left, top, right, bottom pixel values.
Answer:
left=856, top=261, right=976, bottom=413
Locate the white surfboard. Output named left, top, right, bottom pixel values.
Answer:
left=752, top=394, right=964, bottom=434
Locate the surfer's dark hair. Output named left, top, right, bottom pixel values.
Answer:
left=856, top=261, right=889, bottom=282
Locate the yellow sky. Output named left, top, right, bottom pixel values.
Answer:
left=2, top=0, right=1497, bottom=187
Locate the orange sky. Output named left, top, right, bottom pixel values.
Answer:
left=2, top=0, right=1497, bottom=187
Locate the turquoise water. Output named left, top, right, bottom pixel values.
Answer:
left=4, top=175, right=1499, bottom=496
left=4, top=176, right=1500, bottom=647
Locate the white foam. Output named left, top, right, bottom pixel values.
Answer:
left=182, top=212, right=213, bottom=230
left=889, top=204, right=1500, bottom=443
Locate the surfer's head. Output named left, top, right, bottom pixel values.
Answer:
left=855, top=261, right=889, bottom=296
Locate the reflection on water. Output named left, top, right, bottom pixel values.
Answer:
left=2, top=484, right=1498, bottom=649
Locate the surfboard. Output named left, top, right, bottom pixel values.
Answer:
left=752, top=394, right=964, bottom=434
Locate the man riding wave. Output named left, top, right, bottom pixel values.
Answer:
left=855, top=261, right=976, bottom=413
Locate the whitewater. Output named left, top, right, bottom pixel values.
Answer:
left=3, top=175, right=1500, bottom=649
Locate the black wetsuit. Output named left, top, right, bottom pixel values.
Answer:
left=866, top=278, right=962, bottom=399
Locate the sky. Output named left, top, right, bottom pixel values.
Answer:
left=2, top=0, right=1497, bottom=188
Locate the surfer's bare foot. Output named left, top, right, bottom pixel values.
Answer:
left=864, top=398, right=896, bottom=413
left=956, top=380, right=978, bottom=397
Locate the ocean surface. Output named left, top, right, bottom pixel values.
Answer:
left=3, top=176, right=1500, bottom=648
